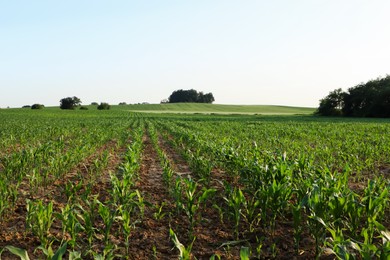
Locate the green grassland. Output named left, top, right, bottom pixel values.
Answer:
left=115, top=103, right=315, bottom=114
left=5, top=103, right=315, bottom=115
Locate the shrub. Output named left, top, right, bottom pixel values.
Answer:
left=31, top=104, right=44, bottom=109
left=80, top=106, right=89, bottom=110
left=97, top=102, right=110, bottom=110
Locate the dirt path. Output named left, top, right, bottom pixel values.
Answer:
left=127, top=133, right=173, bottom=259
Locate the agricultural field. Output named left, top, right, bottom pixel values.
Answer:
left=0, top=107, right=389, bottom=259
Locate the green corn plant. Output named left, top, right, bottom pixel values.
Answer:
left=0, top=181, right=12, bottom=219
left=172, top=177, right=183, bottom=214
left=327, top=192, right=348, bottom=228
left=224, top=186, right=246, bottom=239
left=242, top=195, right=261, bottom=233
left=26, top=199, right=55, bottom=248
left=361, top=179, right=389, bottom=245
left=76, top=204, right=95, bottom=251
left=109, top=173, right=136, bottom=206
left=134, top=190, right=147, bottom=219
left=100, top=150, right=110, bottom=168
left=291, top=199, right=304, bottom=255
left=80, top=182, right=93, bottom=203
left=64, top=180, right=83, bottom=203
left=92, top=243, right=117, bottom=260
left=181, top=177, right=198, bottom=236
left=188, top=151, right=213, bottom=184
left=255, top=236, right=264, bottom=258
left=181, top=177, right=216, bottom=238
left=162, top=160, right=175, bottom=187
left=36, top=242, right=68, bottom=260
left=266, top=179, right=292, bottom=237
left=306, top=185, right=328, bottom=258
left=377, top=224, right=390, bottom=259
left=212, top=203, right=224, bottom=224
left=322, top=220, right=359, bottom=260
left=0, top=246, right=30, bottom=260
left=153, top=202, right=166, bottom=220
left=240, top=246, right=250, bottom=260
left=56, top=203, right=84, bottom=249
left=69, top=250, right=83, bottom=260
left=8, top=183, right=19, bottom=209
left=82, top=194, right=99, bottom=225
left=118, top=205, right=135, bottom=255
left=344, top=192, right=363, bottom=237
left=209, top=254, right=221, bottom=260
left=169, top=228, right=195, bottom=260
left=119, top=161, right=137, bottom=179
left=98, top=201, right=116, bottom=246
left=27, top=169, right=41, bottom=194
left=359, top=227, right=380, bottom=259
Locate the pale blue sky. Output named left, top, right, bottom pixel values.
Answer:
left=1, top=1, right=389, bottom=108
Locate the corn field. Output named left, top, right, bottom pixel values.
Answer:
left=0, top=108, right=389, bottom=259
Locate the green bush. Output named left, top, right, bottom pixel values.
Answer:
left=97, top=102, right=110, bottom=110
left=31, top=104, right=44, bottom=109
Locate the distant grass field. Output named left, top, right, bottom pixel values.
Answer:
left=115, top=103, right=315, bottom=114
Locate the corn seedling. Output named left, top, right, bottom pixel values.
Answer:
left=76, top=204, right=96, bottom=251
left=56, top=203, right=84, bottom=249
left=153, top=202, right=167, bottom=220
left=224, top=186, right=246, bottom=239
left=98, top=201, right=116, bottom=246
left=26, top=199, right=54, bottom=248
left=36, top=242, right=68, bottom=260
left=118, top=205, right=135, bottom=255
left=181, top=177, right=216, bottom=238
left=169, top=228, right=195, bottom=260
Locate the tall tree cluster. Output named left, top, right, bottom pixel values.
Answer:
left=317, top=75, right=390, bottom=117
left=167, top=89, right=215, bottom=103
left=60, top=96, right=82, bottom=110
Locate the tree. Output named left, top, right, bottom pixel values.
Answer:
left=316, top=88, right=345, bottom=116
left=97, top=102, right=110, bottom=110
left=202, top=93, right=215, bottom=103
left=168, top=89, right=215, bottom=103
left=317, top=75, right=390, bottom=117
left=60, top=96, right=81, bottom=110
left=343, top=76, right=390, bottom=117
left=31, top=104, right=44, bottom=109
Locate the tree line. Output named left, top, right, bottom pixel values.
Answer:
left=24, top=89, right=215, bottom=110
left=24, top=97, right=110, bottom=110
left=317, top=75, right=390, bottom=117
left=163, top=89, right=215, bottom=103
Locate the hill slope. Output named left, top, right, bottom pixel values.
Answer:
left=119, top=103, right=315, bottom=114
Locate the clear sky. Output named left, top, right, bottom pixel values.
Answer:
left=1, top=1, right=389, bottom=108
